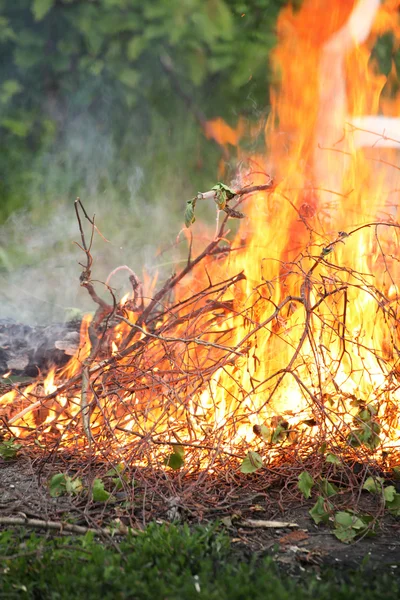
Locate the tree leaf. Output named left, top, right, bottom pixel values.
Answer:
left=92, top=478, right=111, bottom=502
left=32, top=0, right=54, bottom=21
left=298, top=471, right=314, bottom=499
left=240, top=451, right=263, bottom=474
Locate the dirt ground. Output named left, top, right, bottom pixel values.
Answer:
left=1, top=457, right=400, bottom=576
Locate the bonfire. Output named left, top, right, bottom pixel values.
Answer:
left=1, top=0, right=400, bottom=533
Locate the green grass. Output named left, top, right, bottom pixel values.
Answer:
left=0, top=523, right=398, bottom=599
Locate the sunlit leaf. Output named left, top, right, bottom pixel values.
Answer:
left=240, top=451, right=263, bottom=474
left=164, top=445, right=185, bottom=470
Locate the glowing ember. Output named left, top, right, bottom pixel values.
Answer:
left=1, top=0, right=400, bottom=470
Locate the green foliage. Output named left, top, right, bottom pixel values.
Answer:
left=309, top=496, right=332, bottom=525
left=333, top=511, right=371, bottom=543
left=92, top=478, right=112, bottom=502
left=240, top=450, right=263, bottom=473
left=347, top=402, right=381, bottom=450
left=164, top=444, right=185, bottom=470
left=211, top=182, right=236, bottom=209
left=1, top=524, right=400, bottom=599
left=298, top=471, right=314, bottom=499
left=185, top=198, right=197, bottom=228
left=0, top=0, right=287, bottom=221
left=0, top=438, right=22, bottom=460
left=325, top=453, right=341, bottom=465
left=363, top=476, right=400, bottom=517
left=104, top=463, right=129, bottom=491
left=49, top=473, right=83, bottom=497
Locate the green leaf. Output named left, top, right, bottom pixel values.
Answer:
left=309, top=496, right=332, bottom=525
left=32, top=0, right=54, bottom=21
left=118, top=68, right=139, bottom=89
left=271, top=424, right=286, bottom=444
left=127, top=37, right=146, bottom=61
left=385, top=492, right=400, bottom=516
left=298, top=471, right=314, bottom=499
left=184, top=199, right=196, bottom=228
left=240, top=451, right=263, bottom=474
left=259, top=425, right=272, bottom=442
left=105, top=463, right=125, bottom=477
left=319, top=478, right=338, bottom=498
left=212, top=182, right=236, bottom=209
left=333, top=526, right=358, bottom=543
left=65, top=477, right=83, bottom=495
left=49, top=473, right=67, bottom=498
left=326, top=453, right=341, bottom=465
left=164, top=445, right=185, bottom=470
left=363, top=476, right=384, bottom=494
left=0, top=439, right=22, bottom=460
left=335, top=511, right=366, bottom=530
left=92, top=478, right=111, bottom=502
left=383, top=486, right=397, bottom=503
left=333, top=512, right=369, bottom=543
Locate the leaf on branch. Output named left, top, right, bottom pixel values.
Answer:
left=184, top=198, right=196, bottom=228
left=212, top=182, right=236, bottom=210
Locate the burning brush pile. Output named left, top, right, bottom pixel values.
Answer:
left=1, top=0, right=400, bottom=507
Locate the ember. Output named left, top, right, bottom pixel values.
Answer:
left=1, top=0, right=400, bottom=482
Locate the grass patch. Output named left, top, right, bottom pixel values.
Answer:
left=0, top=523, right=398, bottom=599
